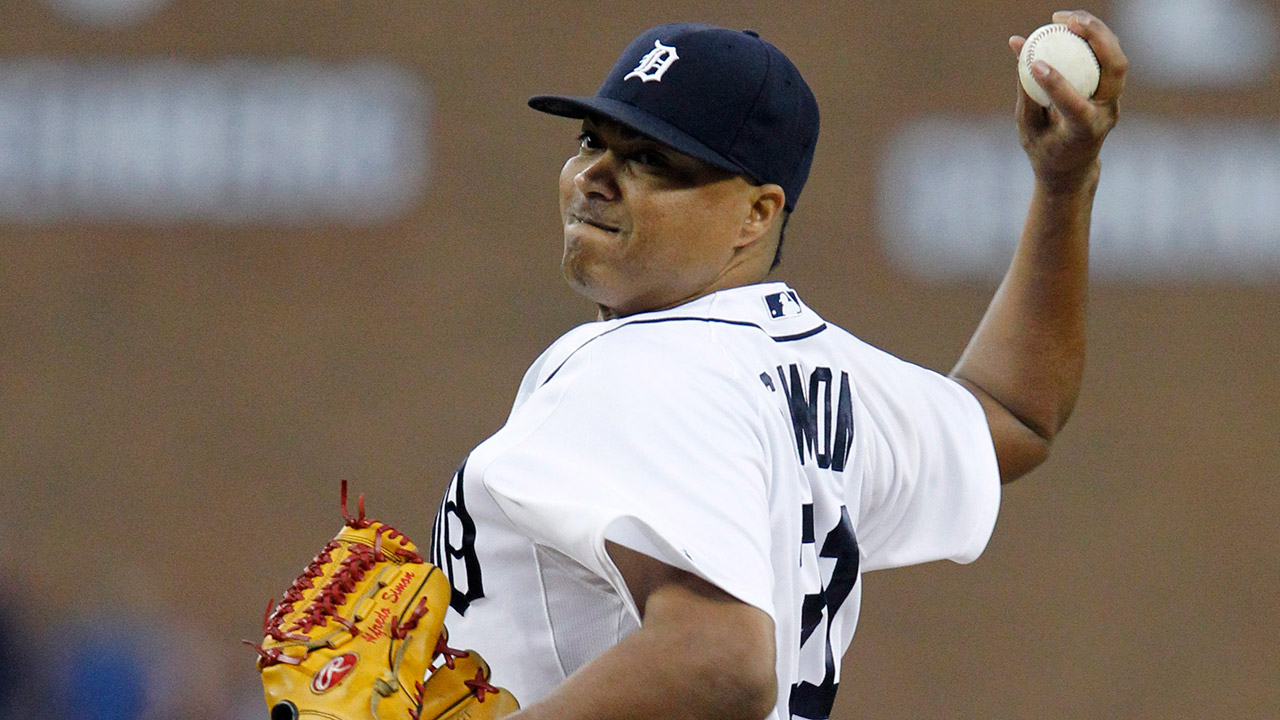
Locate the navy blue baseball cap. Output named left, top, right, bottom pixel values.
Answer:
left=529, top=23, right=820, bottom=211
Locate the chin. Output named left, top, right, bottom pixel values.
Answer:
left=562, top=260, right=627, bottom=316
left=561, top=250, right=601, bottom=300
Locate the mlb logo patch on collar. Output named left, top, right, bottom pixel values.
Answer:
left=764, top=290, right=803, bottom=319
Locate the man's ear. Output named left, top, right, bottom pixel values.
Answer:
left=736, top=184, right=786, bottom=249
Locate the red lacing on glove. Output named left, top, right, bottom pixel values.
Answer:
left=465, top=669, right=499, bottom=702
left=405, top=666, right=496, bottom=720
left=290, top=543, right=380, bottom=633
left=434, top=635, right=470, bottom=670
left=343, top=481, right=421, bottom=563
left=251, top=480, right=430, bottom=671
left=243, top=640, right=304, bottom=668
left=341, top=479, right=372, bottom=529
left=263, top=605, right=306, bottom=644
left=409, top=681, right=428, bottom=720
left=389, top=596, right=431, bottom=640
left=262, top=540, right=343, bottom=641
left=300, top=544, right=339, bottom=581
left=375, top=524, right=426, bottom=564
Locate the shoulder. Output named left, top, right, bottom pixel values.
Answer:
left=535, top=283, right=839, bottom=406
left=533, top=318, right=766, bottom=426
left=587, top=320, right=743, bottom=389
left=545, top=313, right=743, bottom=380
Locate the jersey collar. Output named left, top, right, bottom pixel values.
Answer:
left=609, top=282, right=825, bottom=342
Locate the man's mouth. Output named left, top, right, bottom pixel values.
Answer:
left=569, top=214, right=619, bottom=233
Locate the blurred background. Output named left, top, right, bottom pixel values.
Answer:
left=1, top=0, right=1276, bottom=718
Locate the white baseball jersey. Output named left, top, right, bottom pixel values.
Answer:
left=430, top=281, right=1000, bottom=720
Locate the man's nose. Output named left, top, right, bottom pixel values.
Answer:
left=575, top=152, right=621, bottom=201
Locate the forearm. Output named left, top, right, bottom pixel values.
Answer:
left=951, top=164, right=1099, bottom=478
left=509, top=582, right=776, bottom=720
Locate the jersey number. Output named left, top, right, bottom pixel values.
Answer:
left=430, top=459, right=485, bottom=614
left=789, top=504, right=859, bottom=720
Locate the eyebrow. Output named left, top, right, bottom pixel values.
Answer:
left=581, top=115, right=739, bottom=181
left=584, top=116, right=651, bottom=144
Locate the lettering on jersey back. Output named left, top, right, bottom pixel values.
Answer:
left=766, top=364, right=854, bottom=471
left=430, top=459, right=485, bottom=614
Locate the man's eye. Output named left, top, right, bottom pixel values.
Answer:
left=577, top=132, right=601, bottom=151
left=632, top=150, right=669, bottom=168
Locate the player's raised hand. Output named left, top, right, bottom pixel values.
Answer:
left=1008, top=9, right=1127, bottom=192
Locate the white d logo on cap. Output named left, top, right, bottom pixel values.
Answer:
left=624, top=40, right=680, bottom=82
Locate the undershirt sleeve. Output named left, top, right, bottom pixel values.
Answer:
left=478, top=332, right=776, bottom=621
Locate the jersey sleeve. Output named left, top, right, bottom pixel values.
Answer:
left=850, top=344, right=1001, bottom=573
left=477, top=329, right=776, bottom=620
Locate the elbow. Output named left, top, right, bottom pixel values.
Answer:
left=727, top=651, right=777, bottom=720
left=691, top=616, right=777, bottom=720
left=734, top=677, right=778, bottom=720
left=695, top=645, right=776, bottom=720
left=997, top=431, right=1053, bottom=483
left=669, top=600, right=776, bottom=720
left=744, top=672, right=779, bottom=720
left=952, top=376, right=1066, bottom=483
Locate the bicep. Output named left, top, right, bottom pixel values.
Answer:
left=605, top=542, right=777, bottom=713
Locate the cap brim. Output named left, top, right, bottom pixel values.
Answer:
left=528, top=94, right=754, bottom=181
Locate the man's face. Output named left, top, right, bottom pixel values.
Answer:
left=558, top=117, right=759, bottom=318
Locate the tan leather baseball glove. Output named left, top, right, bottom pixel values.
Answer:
left=248, top=481, right=519, bottom=720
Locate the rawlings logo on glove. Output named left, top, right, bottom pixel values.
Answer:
left=247, top=480, right=519, bottom=720
left=312, top=653, right=358, bottom=693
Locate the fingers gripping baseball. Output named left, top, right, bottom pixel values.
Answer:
left=1009, top=10, right=1128, bottom=190
left=1061, top=10, right=1127, bottom=106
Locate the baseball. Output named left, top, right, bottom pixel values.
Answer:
left=1018, top=23, right=1100, bottom=107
